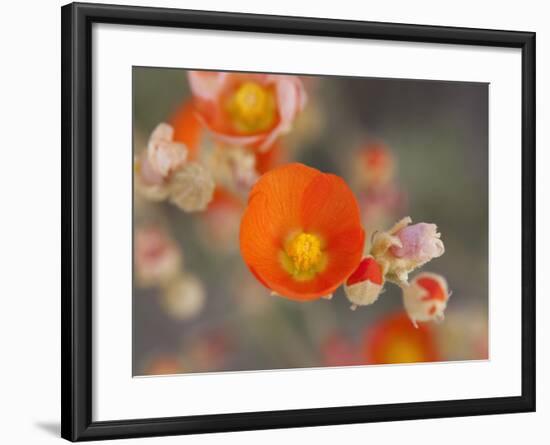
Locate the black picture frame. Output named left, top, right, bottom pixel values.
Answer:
left=61, top=2, right=536, bottom=441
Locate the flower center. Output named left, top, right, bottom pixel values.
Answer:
left=226, top=82, right=277, bottom=134
left=383, top=337, right=426, bottom=364
left=280, top=232, right=327, bottom=281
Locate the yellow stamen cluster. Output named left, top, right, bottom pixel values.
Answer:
left=226, top=82, right=277, bottom=134
left=281, top=232, right=327, bottom=281
left=383, top=337, right=424, bottom=364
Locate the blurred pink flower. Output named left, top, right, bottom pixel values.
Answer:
left=355, top=141, right=396, bottom=187
left=134, top=123, right=189, bottom=201
left=134, top=226, right=183, bottom=287
left=391, top=222, right=445, bottom=264
left=359, top=182, right=405, bottom=229
left=147, top=123, right=188, bottom=178
left=371, top=217, right=445, bottom=285
left=188, top=71, right=306, bottom=151
left=321, top=332, right=359, bottom=367
left=188, top=329, right=233, bottom=372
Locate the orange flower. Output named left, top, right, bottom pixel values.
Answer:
left=239, top=163, right=365, bottom=301
left=363, top=312, right=440, bottom=364
left=188, top=71, right=306, bottom=151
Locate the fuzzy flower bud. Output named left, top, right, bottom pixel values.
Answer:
left=169, top=162, right=215, bottom=212
left=134, top=153, right=170, bottom=201
left=208, top=145, right=259, bottom=192
left=147, top=123, right=188, bottom=178
left=402, top=272, right=450, bottom=326
left=344, top=256, right=384, bottom=310
left=390, top=222, right=444, bottom=264
left=371, top=216, right=444, bottom=285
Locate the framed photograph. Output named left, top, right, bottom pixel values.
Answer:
left=61, top=2, right=535, bottom=441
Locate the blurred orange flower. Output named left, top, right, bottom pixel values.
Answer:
left=240, top=163, right=364, bottom=301
left=144, top=356, right=184, bottom=375
left=188, top=71, right=306, bottom=151
left=357, top=141, right=395, bottom=187
left=170, top=100, right=203, bottom=160
left=363, top=312, right=440, bottom=364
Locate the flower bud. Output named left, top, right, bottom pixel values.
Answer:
left=391, top=222, right=444, bottom=264
left=344, top=256, right=384, bottom=310
left=147, top=123, right=188, bottom=178
left=134, top=153, right=170, bottom=201
left=208, top=145, right=259, bottom=192
left=402, top=272, right=450, bottom=326
left=169, top=162, right=215, bottom=212
left=371, top=216, right=444, bottom=285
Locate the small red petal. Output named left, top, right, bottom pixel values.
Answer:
left=428, top=305, right=437, bottom=315
left=418, top=277, right=447, bottom=302
left=346, top=257, right=383, bottom=286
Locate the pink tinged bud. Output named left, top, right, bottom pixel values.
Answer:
left=344, top=256, right=384, bottom=310
left=134, top=226, right=183, bottom=287
left=402, top=272, right=450, bottom=326
left=390, top=222, right=444, bottom=263
left=391, top=223, right=444, bottom=262
left=138, top=152, right=165, bottom=186
left=147, top=123, right=188, bottom=178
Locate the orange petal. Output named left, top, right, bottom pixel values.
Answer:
left=247, top=163, right=320, bottom=239
left=240, top=164, right=320, bottom=300
left=417, top=276, right=447, bottom=302
left=300, top=172, right=363, bottom=238
left=299, top=172, right=365, bottom=286
left=170, top=101, right=203, bottom=159
left=346, top=256, right=383, bottom=286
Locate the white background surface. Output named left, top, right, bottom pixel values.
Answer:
left=0, top=0, right=546, bottom=444
left=93, top=23, right=522, bottom=421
